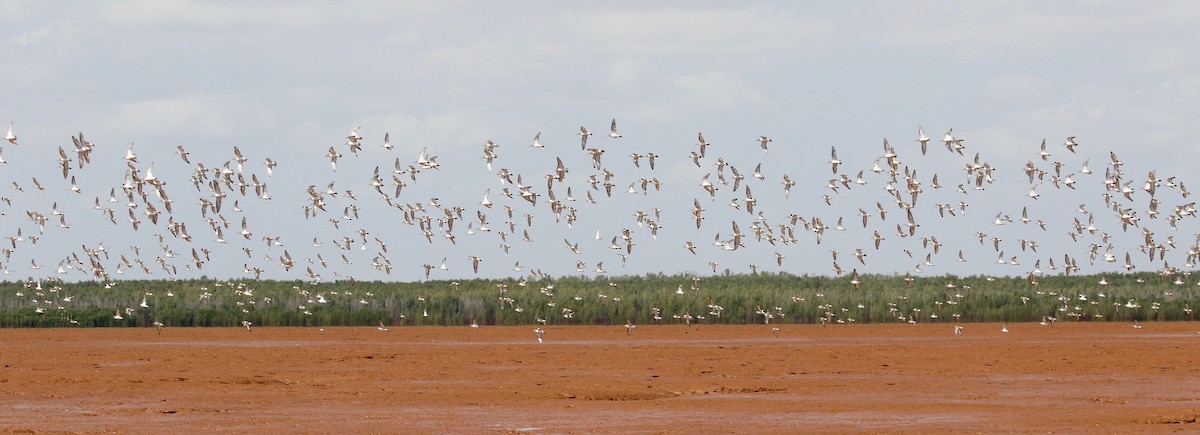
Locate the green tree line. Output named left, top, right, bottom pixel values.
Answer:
left=0, top=271, right=1194, bottom=327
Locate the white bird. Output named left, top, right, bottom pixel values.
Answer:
left=480, top=189, right=492, bottom=208
left=123, top=143, right=138, bottom=163
left=240, top=217, right=252, bottom=239
left=916, top=124, right=930, bottom=155
left=4, top=122, right=16, bottom=145
left=828, top=147, right=842, bottom=173
left=578, top=126, right=592, bottom=149
left=326, top=146, right=341, bottom=171
left=757, top=136, right=771, bottom=153
left=176, top=145, right=191, bottom=163
left=608, top=118, right=622, bottom=138
left=942, top=128, right=959, bottom=150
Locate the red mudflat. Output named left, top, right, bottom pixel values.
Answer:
left=2, top=322, right=1198, bottom=433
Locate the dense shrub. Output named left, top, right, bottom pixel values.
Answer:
left=0, top=272, right=1193, bottom=327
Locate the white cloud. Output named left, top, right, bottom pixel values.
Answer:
left=984, top=75, right=1052, bottom=103
left=608, top=58, right=655, bottom=89
left=116, top=96, right=231, bottom=136
left=672, top=71, right=768, bottom=110
left=107, top=94, right=276, bottom=141
left=864, top=3, right=1200, bottom=55
left=566, top=6, right=837, bottom=55
left=1162, top=75, right=1200, bottom=99
left=100, top=0, right=321, bottom=27
left=8, top=18, right=78, bottom=46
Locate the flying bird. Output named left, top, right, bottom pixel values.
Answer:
left=916, top=124, right=930, bottom=155
left=176, top=145, right=191, bottom=163
left=757, top=136, right=771, bottom=153
left=578, top=126, right=592, bottom=149
left=3, top=122, right=15, bottom=145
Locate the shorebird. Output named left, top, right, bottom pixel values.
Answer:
left=828, top=147, right=842, bottom=173
left=534, top=327, right=545, bottom=344
left=323, top=146, right=342, bottom=171
left=608, top=118, right=622, bottom=138
left=942, top=128, right=962, bottom=153
left=564, top=239, right=581, bottom=254
left=757, top=136, right=771, bottom=153
left=916, top=124, right=930, bottom=155
left=240, top=217, right=252, bottom=239
left=123, top=143, right=138, bottom=163
left=175, top=145, right=191, bottom=163
left=578, top=126, right=592, bottom=149
left=586, top=147, right=604, bottom=169
left=4, top=122, right=16, bottom=145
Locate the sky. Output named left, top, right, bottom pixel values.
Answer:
left=2, top=1, right=1199, bottom=283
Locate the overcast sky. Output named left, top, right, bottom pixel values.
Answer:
left=2, top=1, right=1199, bottom=283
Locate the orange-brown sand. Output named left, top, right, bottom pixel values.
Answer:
left=2, top=322, right=1198, bottom=433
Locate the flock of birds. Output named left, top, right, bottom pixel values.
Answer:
left=1, top=117, right=1198, bottom=333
